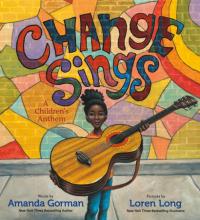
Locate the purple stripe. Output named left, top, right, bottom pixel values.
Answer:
left=189, top=0, right=200, bottom=26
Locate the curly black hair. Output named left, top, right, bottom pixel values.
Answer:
left=81, top=89, right=108, bottom=115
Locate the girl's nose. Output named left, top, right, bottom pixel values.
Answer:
left=94, top=114, right=99, bottom=120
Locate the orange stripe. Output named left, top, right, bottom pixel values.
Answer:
left=161, top=0, right=200, bottom=83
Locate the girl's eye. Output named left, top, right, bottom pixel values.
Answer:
left=89, top=112, right=94, bottom=116
left=99, top=112, right=105, bottom=116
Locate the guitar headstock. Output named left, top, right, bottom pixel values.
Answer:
left=173, top=96, right=198, bottom=110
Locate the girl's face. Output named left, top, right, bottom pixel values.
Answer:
left=86, top=104, right=107, bottom=129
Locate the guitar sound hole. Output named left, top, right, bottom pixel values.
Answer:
left=109, top=134, right=127, bottom=146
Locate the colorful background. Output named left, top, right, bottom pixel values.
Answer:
left=0, top=0, right=199, bottom=160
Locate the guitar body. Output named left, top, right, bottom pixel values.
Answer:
left=50, top=95, right=197, bottom=196
left=50, top=124, right=143, bottom=196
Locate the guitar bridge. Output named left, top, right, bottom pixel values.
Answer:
left=76, top=151, right=92, bottom=166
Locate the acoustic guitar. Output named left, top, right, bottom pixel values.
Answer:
left=50, top=96, right=197, bottom=196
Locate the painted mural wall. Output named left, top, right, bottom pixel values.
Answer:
left=0, top=0, right=199, bottom=160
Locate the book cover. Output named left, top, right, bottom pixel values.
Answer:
left=0, top=0, right=200, bottom=219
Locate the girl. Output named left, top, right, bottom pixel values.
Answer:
left=81, top=89, right=149, bottom=220
left=81, top=89, right=111, bottom=220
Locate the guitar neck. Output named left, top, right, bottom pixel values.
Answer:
left=111, top=105, right=176, bottom=144
left=144, top=105, right=176, bottom=125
